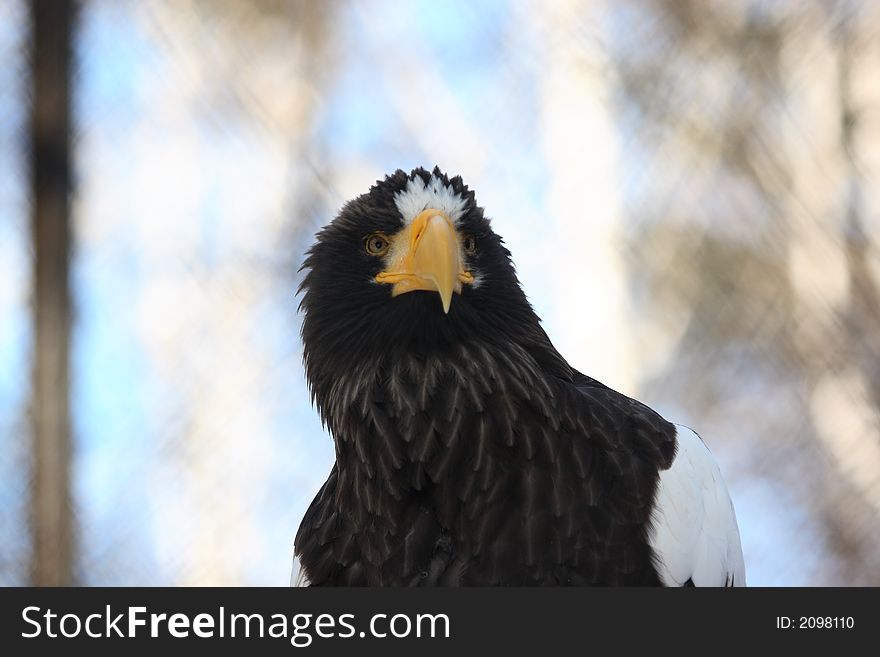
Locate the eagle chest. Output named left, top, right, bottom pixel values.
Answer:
left=300, top=357, right=664, bottom=586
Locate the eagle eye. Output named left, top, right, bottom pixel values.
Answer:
left=462, top=234, right=477, bottom=255
left=365, top=233, right=390, bottom=256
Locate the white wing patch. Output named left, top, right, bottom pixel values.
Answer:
left=290, top=554, right=309, bottom=587
left=394, top=175, right=468, bottom=226
left=649, top=425, right=746, bottom=586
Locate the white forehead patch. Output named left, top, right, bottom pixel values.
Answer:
left=394, top=175, right=468, bottom=226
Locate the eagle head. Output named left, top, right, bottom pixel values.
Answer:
left=298, top=167, right=549, bottom=414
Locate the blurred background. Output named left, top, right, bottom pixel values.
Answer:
left=1, top=0, right=879, bottom=586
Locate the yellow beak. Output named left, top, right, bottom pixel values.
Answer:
left=375, top=209, right=474, bottom=313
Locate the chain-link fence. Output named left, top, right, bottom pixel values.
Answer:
left=1, top=0, right=879, bottom=585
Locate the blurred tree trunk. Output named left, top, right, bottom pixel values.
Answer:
left=142, top=0, right=336, bottom=584
left=824, top=5, right=880, bottom=580
left=537, top=0, right=633, bottom=391
left=838, top=10, right=880, bottom=413
left=29, top=0, right=75, bottom=586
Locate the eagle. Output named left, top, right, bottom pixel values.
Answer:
left=292, top=167, right=745, bottom=586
